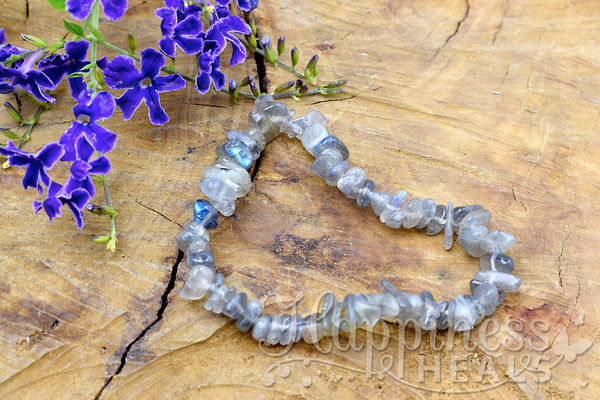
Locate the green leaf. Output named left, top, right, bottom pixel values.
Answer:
left=0, top=129, right=20, bottom=140
left=46, top=0, right=66, bottom=10
left=67, top=72, right=87, bottom=78
left=87, top=25, right=104, bottom=40
left=63, top=19, right=85, bottom=37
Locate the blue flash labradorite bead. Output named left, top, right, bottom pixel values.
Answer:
left=313, top=136, right=350, bottom=160
left=194, top=199, right=218, bottom=229
left=223, top=139, right=254, bottom=169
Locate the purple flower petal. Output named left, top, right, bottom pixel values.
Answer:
left=153, top=74, right=186, bottom=92
left=100, top=0, right=128, bottom=21
left=66, top=0, right=95, bottom=19
left=34, top=196, right=63, bottom=222
left=0, top=29, right=5, bottom=44
left=158, top=37, right=177, bottom=58
left=156, top=7, right=177, bottom=37
left=86, top=91, right=116, bottom=122
left=75, top=135, right=95, bottom=161
left=37, top=142, right=65, bottom=168
left=144, top=85, right=170, bottom=125
left=115, top=86, right=144, bottom=120
left=70, top=159, right=92, bottom=180
left=89, top=156, right=111, bottom=175
left=104, top=55, right=141, bottom=89
left=86, top=123, right=117, bottom=153
left=195, top=71, right=211, bottom=94
left=140, top=48, right=165, bottom=79
left=59, top=122, right=87, bottom=161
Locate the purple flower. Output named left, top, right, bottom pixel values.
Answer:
left=163, top=0, right=201, bottom=21
left=66, top=0, right=128, bottom=22
left=204, top=14, right=249, bottom=66
left=195, top=53, right=225, bottom=93
left=0, top=28, right=4, bottom=44
left=33, top=180, right=91, bottom=229
left=104, top=48, right=186, bottom=125
left=66, top=135, right=111, bottom=197
left=59, top=91, right=117, bottom=161
left=155, top=7, right=204, bottom=58
left=0, top=141, right=64, bottom=194
left=38, top=40, right=90, bottom=100
left=215, top=0, right=259, bottom=12
left=0, top=51, right=55, bottom=102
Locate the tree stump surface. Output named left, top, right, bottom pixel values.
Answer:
left=1, top=0, right=598, bottom=399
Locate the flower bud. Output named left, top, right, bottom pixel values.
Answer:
left=249, top=81, right=260, bottom=97
left=0, top=128, right=20, bottom=140
left=20, top=34, right=47, bottom=48
left=247, top=33, right=257, bottom=50
left=322, top=79, right=348, bottom=89
left=295, top=79, right=304, bottom=89
left=249, top=15, right=257, bottom=36
left=274, top=80, right=295, bottom=93
left=4, top=102, right=24, bottom=123
left=228, top=79, right=238, bottom=103
left=86, top=204, right=118, bottom=217
left=298, top=85, right=308, bottom=95
left=94, top=67, right=106, bottom=89
left=277, top=37, right=285, bottom=56
left=92, top=235, right=111, bottom=243
left=262, top=34, right=276, bottom=64
left=127, top=32, right=137, bottom=55
left=290, top=46, right=299, bottom=69
left=306, top=54, right=319, bottom=74
left=240, top=75, right=253, bottom=87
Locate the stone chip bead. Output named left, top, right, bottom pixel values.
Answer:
left=176, top=220, right=209, bottom=253
left=222, top=292, right=248, bottom=319
left=471, top=281, right=500, bottom=316
left=180, top=265, right=215, bottom=300
left=337, top=167, right=366, bottom=199
left=480, top=252, right=515, bottom=273
left=401, top=198, right=424, bottom=228
left=444, top=201, right=455, bottom=250
left=235, top=300, right=262, bottom=332
left=352, top=293, right=382, bottom=327
left=370, top=191, right=393, bottom=216
left=426, top=204, right=447, bottom=236
left=457, top=225, right=488, bottom=257
left=200, top=177, right=236, bottom=202
left=193, top=199, right=218, bottom=230
left=252, top=314, right=272, bottom=341
left=266, top=314, right=283, bottom=345
left=187, top=250, right=215, bottom=268
left=356, top=179, right=375, bottom=207
left=417, top=291, right=441, bottom=330
left=473, top=270, right=522, bottom=292
left=452, top=205, right=483, bottom=227
left=310, top=148, right=343, bottom=179
left=301, top=124, right=330, bottom=155
left=415, top=198, right=436, bottom=229
left=203, top=158, right=252, bottom=198
left=452, top=294, right=478, bottom=331
left=470, top=279, right=506, bottom=305
left=456, top=208, right=491, bottom=233
left=325, top=161, right=350, bottom=186
left=480, top=230, right=516, bottom=253
left=313, top=135, right=350, bottom=160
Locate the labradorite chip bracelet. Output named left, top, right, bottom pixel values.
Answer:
left=175, top=94, right=521, bottom=345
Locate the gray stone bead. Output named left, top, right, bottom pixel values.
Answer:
left=252, top=314, right=272, bottom=341
left=418, top=291, right=441, bottom=330
left=380, top=206, right=405, bottom=229
left=426, top=204, right=447, bottom=235
left=226, top=130, right=260, bottom=159
left=444, top=201, right=455, bottom=250
left=356, top=180, right=375, bottom=207
left=248, top=109, right=279, bottom=144
left=353, top=293, right=382, bottom=328
left=282, top=116, right=308, bottom=138
left=379, top=280, right=424, bottom=321
left=473, top=270, right=522, bottom=292
left=235, top=300, right=262, bottom=332
left=244, top=126, right=267, bottom=151
left=339, top=294, right=360, bottom=332
left=325, top=161, right=350, bottom=186
left=456, top=209, right=492, bottom=233
left=471, top=282, right=499, bottom=316
left=313, top=136, right=350, bottom=160
left=205, top=283, right=228, bottom=311
left=187, top=250, right=215, bottom=268
left=180, top=265, right=215, bottom=300
left=436, top=301, right=449, bottom=329
left=453, top=294, right=477, bottom=331
left=310, top=148, right=343, bottom=179
left=480, top=252, right=515, bottom=273
left=318, top=292, right=337, bottom=336
left=470, top=279, right=506, bottom=305
left=222, top=292, right=248, bottom=319
left=371, top=191, right=393, bottom=216
left=368, top=293, right=400, bottom=318
left=203, top=158, right=251, bottom=198
left=208, top=198, right=235, bottom=217
left=266, top=314, right=283, bottom=345
left=207, top=273, right=225, bottom=297
left=292, top=313, right=304, bottom=342
left=480, top=230, right=516, bottom=253
left=307, top=109, right=328, bottom=128
left=415, top=199, right=436, bottom=229
left=301, top=124, right=329, bottom=154
left=279, top=314, right=294, bottom=345
left=176, top=220, right=209, bottom=253
left=200, top=177, right=236, bottom=202
left=255, top=94, right=289, bottom=125
left=452, top=205, right=483, bottom=226
left=337, top=167, right=366, bottom=199
left=457, top=225, right=489, bottom=257
left=401, top=198, right=424, bottom=228
left=301, top=314, right=324, bottom=344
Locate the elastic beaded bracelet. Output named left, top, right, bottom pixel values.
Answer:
left=176, top=94, right=521, bottom=345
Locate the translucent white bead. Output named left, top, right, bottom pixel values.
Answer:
left=176, top=220, right=209, bottom=253
left=337, top=167, right=366, bottom=199
left=480, top=230, right=516, bottom=253
left=252, top=314, right=272, bottom=341
left=301, top=124, right=329, bottom=155
left=353, top=293, right=382, bottom=327
left=480, top=252, right=515, bottom=273
left=457, top=225, right=488, bottom=257
left=415, top=198, right=436, bottom=229
left=180, top=266, right=215, bottom=300
left=473, top=270, right=522, bottom=292
left=202, top=158, right=251, bottom=198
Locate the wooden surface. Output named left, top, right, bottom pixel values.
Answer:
left=1, top=0, right=599, bottom=399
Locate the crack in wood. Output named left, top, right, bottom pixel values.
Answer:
left=434, top=0, right=470, bottom=57
left=93, top=250, right=184, bottom=399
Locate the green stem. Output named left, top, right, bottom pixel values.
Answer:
left=17, top=105, right=44, bottom=148
left=238, top=37, right=305, bottom=80
left=102, top=175, right=117, bottom=252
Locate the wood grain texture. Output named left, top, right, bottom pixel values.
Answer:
left=1, top=0, right=598, bottom=399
